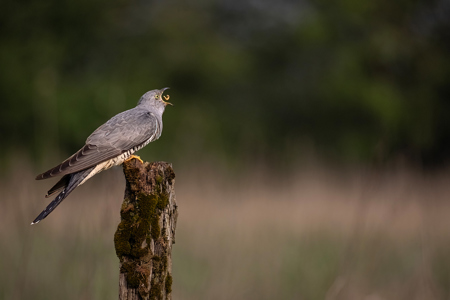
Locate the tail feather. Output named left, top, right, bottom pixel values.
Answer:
left=45, top=175, right=71, bottom=198
left=31, top=166, right=95, bottom=225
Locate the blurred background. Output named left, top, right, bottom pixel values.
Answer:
left=2, top=0, right=450, bottom=299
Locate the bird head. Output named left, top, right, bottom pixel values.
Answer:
left=137, top=88, right=172, bottom=110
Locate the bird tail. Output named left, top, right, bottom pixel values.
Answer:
left=31, top=166, right=95, bottom=225
left=45, top=174, right=71, bottom=198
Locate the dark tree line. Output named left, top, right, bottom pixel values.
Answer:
left=2, top=0, right=450, bottom=168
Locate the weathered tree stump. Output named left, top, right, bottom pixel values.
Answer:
left=114, top=159, right=177, bottom=300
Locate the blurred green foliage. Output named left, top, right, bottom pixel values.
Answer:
left=2, top=0, right=450, bottom=168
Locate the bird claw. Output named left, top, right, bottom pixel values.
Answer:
left=125, top=155, right=144, bottom=164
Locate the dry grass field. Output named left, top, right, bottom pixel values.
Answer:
left=1, top=160, right=450, bottom=300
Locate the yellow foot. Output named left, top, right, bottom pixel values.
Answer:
left=125, top=155, right=144, bottom=164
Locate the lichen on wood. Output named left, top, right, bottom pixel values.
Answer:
left=115, top=159, right=177, bottom=300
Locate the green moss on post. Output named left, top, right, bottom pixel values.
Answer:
left=165, top=274, right=173, bottom=295
left=115, top=159, right=177, bottom=300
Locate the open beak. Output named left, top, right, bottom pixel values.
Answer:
left=161, top=87, right=173, bottom=106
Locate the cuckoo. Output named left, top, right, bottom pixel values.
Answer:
left=32, top=88, right=172, bottom=224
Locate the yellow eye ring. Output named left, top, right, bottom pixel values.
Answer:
left=155, top=95, right=160, bottom=99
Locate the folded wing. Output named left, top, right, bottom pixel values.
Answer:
left=36, top=108, right=159, bottom=180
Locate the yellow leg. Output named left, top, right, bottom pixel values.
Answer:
left=124, top=155, right=144, bottom=164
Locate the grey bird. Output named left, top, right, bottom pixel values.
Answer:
left=32, top=88, right=172, bottom=225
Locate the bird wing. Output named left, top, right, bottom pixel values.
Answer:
left=36, top=108, right=160, bottom=180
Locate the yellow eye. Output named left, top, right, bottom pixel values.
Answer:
left=155, top=95, right=160, bottom=99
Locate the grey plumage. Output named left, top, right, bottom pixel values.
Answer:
left=32, top=88, right=171, bottom=225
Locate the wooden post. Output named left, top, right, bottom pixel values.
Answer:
left=114, top=159, right=177, bottom=300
